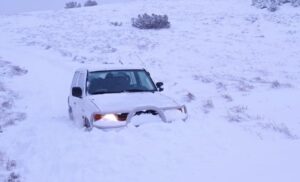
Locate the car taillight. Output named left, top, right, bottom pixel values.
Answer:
left=93, top=114, right=102, bottom=121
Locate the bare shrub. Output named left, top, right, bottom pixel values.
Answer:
left=270, top=80, right=292, bottom=89
left=11, top=66, right=27, bottom=76
left=237, top=81, right=254, bottom=92
left=230, top=106, right=248, bottom=113
left=0, top=59, right=24, bottom=182
left=257, top=122, right=298, bottom=139
left=184, top=92, right=196, bottom=102
left=252, top=0, right=300, bottom=11
left=132, top=14, right=170, bottom=29
left=110, top=22, right=122, bottom=27
left=227, top=114, right=245, bottom=123
left=252, top=0, right=279, bottom=10
left=216, top=82, right=227, bottom=91
left=221, top=94, right=233, bottom=102
left=72, top=56, right=88, bottom=63
left=0, top=59, right=27, bottom=78
left=7, top=172, right=20, bottom=182
left=6, top=160, right=17, bottom=171
left=193, top=75, right=213, bottom=83
left=84, top=0, right=98, bottom=7
left=0, top=59, right=27, bottom=131
left=0, top=154, right=20, bottom=182
left=227, top=106, right=248, bottom=123
left=202, top=99, right=214, bottom=113
left=245, top=15, right=258, bottom=23
left=252, top=0, right=268, bottom=9
left=271, top=80, right=281, bottom=88
left=1, top=112, right=27, bottom=128
left=292, top=0, right=300, bottom=6
left=268, top=0, right=278, bottom=11
left=65, top=1, right=81, bottom=9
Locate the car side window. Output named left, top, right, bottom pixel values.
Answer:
left=72, top=72, right=80, bottom=87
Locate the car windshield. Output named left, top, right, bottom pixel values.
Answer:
left=87, top=70, right=157, bottom=95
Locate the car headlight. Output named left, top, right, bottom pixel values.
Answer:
left=102, top=114, right=118, bottom=121
left=93, top=113, right=128, bottom=122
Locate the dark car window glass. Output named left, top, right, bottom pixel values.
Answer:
left=87, top=70, right=156, bottom=95
left=137, top=71, right=155, bottom=89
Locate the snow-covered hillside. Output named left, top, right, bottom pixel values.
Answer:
left=1, top=0, right=300, bottom=181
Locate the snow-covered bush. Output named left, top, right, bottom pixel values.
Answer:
left=132, top=14, right=170, bottom=29
left=0, top=153, right=20, bottom=182
left=0, top=59, right=27, bottom=131
left=65, top=1, right=81, bottom=9
left=84, top=0, right=98, bottom=7
left=268, top=0, right=279, bottom=11
left=252, top=0, right=278, bottom=11
left=291, top=0, right=300, bottom=6
left=252, top=0, right=268, bottom=8
left=252, top=0, right=300, bottom=11
left=258, top=122, right=297, bottom=139
left=110, top=22, right=123, bottom=26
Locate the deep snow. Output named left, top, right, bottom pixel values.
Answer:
left=0, top=0, right=300, bottom=181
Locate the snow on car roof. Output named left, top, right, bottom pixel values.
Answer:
left=76, top=66, right=146, bottom=72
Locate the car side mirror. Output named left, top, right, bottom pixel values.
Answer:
left=156, top=82, right=164, bottom=92
left=72, top=87, right=82, bottom=98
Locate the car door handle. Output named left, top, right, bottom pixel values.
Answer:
left=73, top=102, right=76, bottom=105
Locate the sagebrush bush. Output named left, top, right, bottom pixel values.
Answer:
left=65, top=1, right=81, bottom=9
left=252, top=0, right=279, bottom=11
left=291, top=0, right=300, bottom=6
left=252, top=0, right=268, bottom=8
left=252, top=0, right=300, bottom=11
left=132, top=14, right=170, bottom=29
left=268, top=0, right=278, bottom=11
left=84, top=0, right=98, bottom=7
left=110, top=22, right=123, bottom=26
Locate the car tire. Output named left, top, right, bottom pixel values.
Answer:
left=68, top=106, right=74, bottom=121
left=83, top=117, right=92, bottom=131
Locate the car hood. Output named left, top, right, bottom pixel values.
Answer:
left=88, top=92, right=179, bottom=113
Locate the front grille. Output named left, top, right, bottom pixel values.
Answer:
left=135, top=110, right=158, bottom=116
left=117, top=113, right=129, bottom=121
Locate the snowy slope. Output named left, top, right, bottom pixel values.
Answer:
left=0, top=0, right=136, bottom=14
left=1, top=0, right=300, bottom=181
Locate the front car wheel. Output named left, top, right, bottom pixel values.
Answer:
left=68, top=106, right=74, bottom=121
left=83, top=117, right=93, bottom=131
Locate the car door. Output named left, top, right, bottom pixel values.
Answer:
left=74, top=72, right=87, bottom=121
left=69, top=71, right=80, bottom=117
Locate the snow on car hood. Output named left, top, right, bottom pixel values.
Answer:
left=88, top=92, right=179, bottom=113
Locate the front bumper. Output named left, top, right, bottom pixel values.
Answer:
left=92, top=105, right=188, bottom=129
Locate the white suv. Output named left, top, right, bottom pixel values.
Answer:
left=68, top=67, right=187, bottom=129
